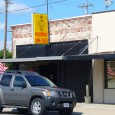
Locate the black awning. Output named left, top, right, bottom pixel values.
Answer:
left=64, top=54, right=115, bottom=60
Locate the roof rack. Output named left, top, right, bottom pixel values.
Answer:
left=4, top=70, right=40, bottom=76
left=4, top=70, right=24, bottom=74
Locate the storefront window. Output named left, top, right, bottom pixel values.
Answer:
left=106, top=60, right=115, bottom=88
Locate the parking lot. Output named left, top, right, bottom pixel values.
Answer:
left=1, top=103, right=115, bottom=115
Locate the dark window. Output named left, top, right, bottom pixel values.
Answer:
left=0, top=75, right=12, bottom=86
left=25, top=75, right=56, bottom=87
left=13, top=76, right=26, bottom=87
left=106, top=60, right=115, bottom=88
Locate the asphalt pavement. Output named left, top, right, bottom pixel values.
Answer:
left=1, top=103, right=115, bottom=115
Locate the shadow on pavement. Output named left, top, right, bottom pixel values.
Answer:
left=1, top=109, right=83, bottom=115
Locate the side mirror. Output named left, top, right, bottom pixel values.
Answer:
left=18, top=82, right=27, bottom=88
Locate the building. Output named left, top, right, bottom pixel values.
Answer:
left=1, top=10, right=115, bottom=103
left=91, top=11, right=115, bottom=104
left=8, top=15, right=92, bottom=102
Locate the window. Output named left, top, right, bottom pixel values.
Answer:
left=0, top=75, right=12, bottom=86
left=13, top=76, right=26, bottom=87
left=25, top=75, right=56, bottom=87
left=106, top=60, right=115, bottom=88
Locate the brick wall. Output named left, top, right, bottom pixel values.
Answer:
left=11, top=15, right=92, bottom=58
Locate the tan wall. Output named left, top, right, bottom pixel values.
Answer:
left=104, top=89, right=115, bottom=103
left=93, top=59, right=104, bottom=103
left=50, top=15, right=92, bottom=42
left=90, top=11, right=115, bottom=54
left=11, top=24, right=33, bottom=58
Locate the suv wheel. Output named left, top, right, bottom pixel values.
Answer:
left=0, top=107, right=3, bottom=113
left=17, top=108, right=28, bottom=114
left=58, top=108, right=73, bottom=115
left=30, top=98, right=46, bottom=115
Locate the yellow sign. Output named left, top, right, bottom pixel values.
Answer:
left=32, top=13, right=49, bottom=44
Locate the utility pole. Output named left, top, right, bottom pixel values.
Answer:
left=80, top=0, right=93, bottom=15
left=3, top=0, right=8, bottom=59
left=46, top=0, right=50, bottom=44
left=46, top=0, right=48, bottom=16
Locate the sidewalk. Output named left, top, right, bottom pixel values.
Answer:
left=2, top=103, right=115, bottom=115
left=74, top=103, right=115, bottom=115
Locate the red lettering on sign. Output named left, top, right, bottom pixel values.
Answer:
left=35, top=32, right=48, bottom=37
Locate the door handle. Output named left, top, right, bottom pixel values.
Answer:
left=10, top=88, right=14, bottom=91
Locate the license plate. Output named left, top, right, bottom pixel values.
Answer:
left=63, top=103, right=69, bottom=107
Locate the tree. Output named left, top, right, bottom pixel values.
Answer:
left=0, top=49, right=12, bottom=59
left=0, top=49, right=12, bottom=69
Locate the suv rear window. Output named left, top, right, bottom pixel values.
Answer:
left=0, top=75, right=12, bottom=86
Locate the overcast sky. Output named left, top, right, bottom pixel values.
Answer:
left=0, top=0, right=115, bottom=50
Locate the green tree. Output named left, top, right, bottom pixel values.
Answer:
left=0, top=49, right=13, bottom=69
left=0, top=49, right=12, bottom=59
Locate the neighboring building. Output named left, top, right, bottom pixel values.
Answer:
left=91, top=11, right=115, bottom=104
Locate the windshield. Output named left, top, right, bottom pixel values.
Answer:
left=25, top=75, right=57, bottom=87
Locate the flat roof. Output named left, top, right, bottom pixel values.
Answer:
left=92, top=10, right=115, bottom=15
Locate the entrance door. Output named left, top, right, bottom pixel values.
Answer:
left=39, top=63, right=57, bottom=85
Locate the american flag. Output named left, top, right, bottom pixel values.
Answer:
left=107, top=64, right=115, bottom=76
left=0, top=62, right=8, bottom=73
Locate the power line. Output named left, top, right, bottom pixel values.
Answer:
left=0, top=0, right=68, bottom=14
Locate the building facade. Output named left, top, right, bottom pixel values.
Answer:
left=91, top=11, right=115, bottom=104
left=10, top=15, right=92, bottom=102
left=8, top=10, right=115, bottom=104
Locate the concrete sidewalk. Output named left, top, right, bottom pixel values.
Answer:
left=2, top=103, right=115, bottom=115
left=74, top=103, right=115, bottom=115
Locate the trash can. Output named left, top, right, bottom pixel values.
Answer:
left=84, top=96, right=91, bottom=103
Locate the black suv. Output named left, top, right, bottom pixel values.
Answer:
left=0, top=70, right=76, bottom=115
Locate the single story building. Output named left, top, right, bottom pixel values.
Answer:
left=1, top=10, right=115, bottom=104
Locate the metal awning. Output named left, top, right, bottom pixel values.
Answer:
left=0, top=54, right=115, bottom=63
left=0, top=56, right=64, bottom=63
left=65, top=54, right=115, bottom=60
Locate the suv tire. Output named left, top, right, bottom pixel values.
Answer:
left=17, top=108, right=28, bottom=114
left=30, top=98, right=46, bottom=115
left=58, top=108, right=73, bottom=115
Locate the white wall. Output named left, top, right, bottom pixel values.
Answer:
left=104, top=89, right=115, bottom=103
left=89, top=11, right=115, bottom=54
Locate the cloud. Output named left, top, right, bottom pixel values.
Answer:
left=8, top=1, right=35, bottom=14
left=0, top=23, right=4, bottom=31
left=0, top=1, right=35, bottom=14
left=0, top=1, right=4, bottom=10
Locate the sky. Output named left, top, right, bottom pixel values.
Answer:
left=0, top=0, right=115, bottom=50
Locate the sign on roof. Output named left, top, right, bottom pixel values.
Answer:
left=32, top=13, right=49, bottom=44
